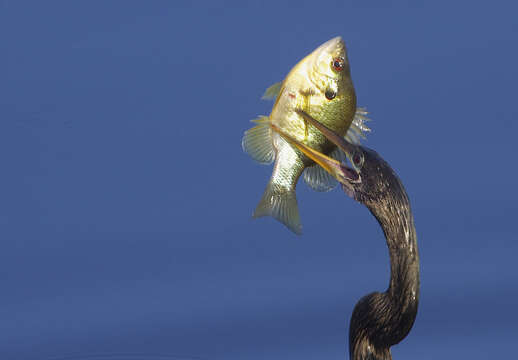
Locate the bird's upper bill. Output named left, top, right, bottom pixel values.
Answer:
left=271, top=109, right=362, bottom=194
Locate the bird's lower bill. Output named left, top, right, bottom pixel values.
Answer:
left=270, top=123, right=359, bottom=185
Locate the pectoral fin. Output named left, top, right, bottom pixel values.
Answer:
left=242, top=116, right=275, bottom=164
left=261, top=82, right=282, bottom=100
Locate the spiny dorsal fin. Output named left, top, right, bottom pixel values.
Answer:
left=261, top=82, right=282, bottom=100
left=345, top=107, right=371, bottom=145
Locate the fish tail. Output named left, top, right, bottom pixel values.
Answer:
left=253, top=181, right=302, bottom=235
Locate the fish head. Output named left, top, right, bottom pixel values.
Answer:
left=306, top=36, right=351, bottom=97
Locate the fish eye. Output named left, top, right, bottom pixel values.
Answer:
left=325, top=89, right=336, bottom=100
left=332, top=57, right=344, bottom=71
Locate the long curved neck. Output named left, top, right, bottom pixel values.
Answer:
left=349, top=184, right=420, bottom=360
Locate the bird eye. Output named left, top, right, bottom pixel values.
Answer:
left=325, top=89, right=336, bottom=100
left=352, top=151, right=364, bottom=169
left=332, top=57, right=344, bottom=71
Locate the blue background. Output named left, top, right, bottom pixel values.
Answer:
left=2, top=1, right=517, bottom=359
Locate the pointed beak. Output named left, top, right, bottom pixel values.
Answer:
left=271, top=109, right=361, bottom=185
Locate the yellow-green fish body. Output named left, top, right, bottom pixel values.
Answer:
left=270, top=41, right=356, bottom=153
left=242, top=37, right=369, bottom=234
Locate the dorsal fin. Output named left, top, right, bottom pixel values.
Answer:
left=345, top=107, right=371, bottom=144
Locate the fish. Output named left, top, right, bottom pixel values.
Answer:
left=242, top=37, right=370, bottom=234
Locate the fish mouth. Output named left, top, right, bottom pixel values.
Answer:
left=315, top=36, right=346, bottom=63
left=271, top=109, right=361, bottom=189
left=316, top=36, right=345, bottom=55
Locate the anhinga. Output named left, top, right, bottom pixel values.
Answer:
left=274, top=110, right=419, bottom=360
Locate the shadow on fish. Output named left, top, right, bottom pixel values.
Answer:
left=242, top=36, right=371, bottom=235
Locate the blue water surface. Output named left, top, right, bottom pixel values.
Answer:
left=1, top=1, right=517, bottom=359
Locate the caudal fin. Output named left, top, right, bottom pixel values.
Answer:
left=253, top=182, right=302, bottom=235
